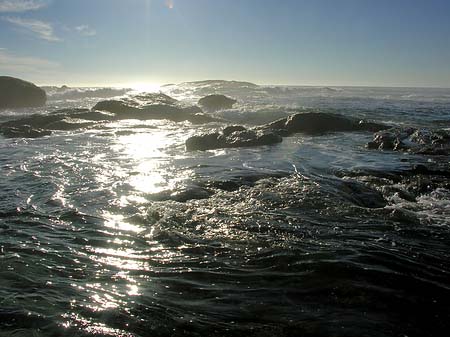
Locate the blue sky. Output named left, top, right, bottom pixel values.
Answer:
left=0, top=0, right=449, bottom=87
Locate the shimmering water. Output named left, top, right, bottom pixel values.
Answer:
left=1, top=82, right=450, bottom=337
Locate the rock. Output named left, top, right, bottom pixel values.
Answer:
left=93, top=96, right=219, bottom=124
left=1, top=125, right=51, bottom=138
left=0, top=109, right=111, bottom=137
left=0, top=76, right=46, bottom=109
left=223, top=125, right=247, bottom=136
left=1, top=110, right=105, bottom=128
left=263, top=112, right=389, bottom=135
left=198, top=94, right=237, bottom=111
left=367, top=127, right=450, bottom=155
left=339, top=179, right=387, bottom=208
left=93, top=100, right=139, bottom=115
left=186, top=126, right=282, bottom=151
left=186, top=132, right=224, bottom=151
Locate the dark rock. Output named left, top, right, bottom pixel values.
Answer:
left=198, top=94, right=237, bottom=111
left=223, top=125, right=247, bottom=136
left=1, top=125, right=51, bottom=138
left=367, top=127, right=450, bottom=155
left=93, top=100, right=139, bottom=115
left=93, top=96, right=219, bottom=124
left=0, top=76, right=46, bottom=109
left=263, top=112, right=389, bottom=135
left=186, top=132, right=224, bottom=151
left=0, top=109, right=112, bottom=137
left=1, top=111, right=103, bottom=129
left=338, top=180, right=387, bottom=208
left=186, top=127, right=282, bottom=151
left=342, top=164, right=450, bottom=203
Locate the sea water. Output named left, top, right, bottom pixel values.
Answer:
left=0, top=82, right=449, bottom=336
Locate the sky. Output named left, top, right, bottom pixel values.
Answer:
left=0, top=0, right=449, bottom=87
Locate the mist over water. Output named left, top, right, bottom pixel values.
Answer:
left=1, top=81, right=450, bottom=337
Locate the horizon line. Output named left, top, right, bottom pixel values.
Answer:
left=35, top=79, right=450, bottom=90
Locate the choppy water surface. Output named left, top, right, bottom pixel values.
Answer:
left=1, top=83, right=450, bottom=337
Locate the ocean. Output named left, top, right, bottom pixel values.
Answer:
left=0, top=81, right=449, bottom=336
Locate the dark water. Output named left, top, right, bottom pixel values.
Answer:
left=1, top=83, right=450, bottom=336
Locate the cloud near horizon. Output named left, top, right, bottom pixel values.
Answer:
left=74, top=24, right=96, bottom=37
left=0, top=48, right=60, bottom=74
left=3, top=16, right=61, bottom=41
left=0, top=0, right=49, bottom=13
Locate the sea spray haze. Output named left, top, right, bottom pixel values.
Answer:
left=1, top=80, right=450, bottom=336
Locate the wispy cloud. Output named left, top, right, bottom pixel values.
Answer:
left=0, top=0, right=49, bottom=13
left=0, top=48, right=60, bottom=73
left=3, top=16, right=61, bottom=41
left=74, top=24, right=96, bottom=37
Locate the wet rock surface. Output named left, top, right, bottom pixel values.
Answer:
left=367, top=127, right=450, bottom=155
left=198, top=94, right=237, bottom=111
left=186, top=126, right=282, bottom=151
left=0, top=76, right=47, bottom=109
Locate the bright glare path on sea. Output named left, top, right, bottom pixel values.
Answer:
left=49, top=118, right=198, bottom=333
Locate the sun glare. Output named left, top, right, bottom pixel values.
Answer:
left=130, top=82, right=161, bottom=93
left=165, top=0, right=174, bottom=10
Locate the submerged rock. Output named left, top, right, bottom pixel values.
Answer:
left=0, top=76, right=46, bottom=109
left=1, top=125, right=51, bottom=138
left=262, top=112, right=389, bottom=135
left=367, top=127, right=450, bottom=155
left=198, top=94, right=237, bottom=111
left=338, top=179, right=387, bottom=208
left=147, top=185, right=213, bottom=202
left=186, top=126, right=282, bottom=151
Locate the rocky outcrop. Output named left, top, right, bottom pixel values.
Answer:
left=262, top=112, right=389, bottom=135
left=0, top=109, right=110, bottom=138
left=185, top=112, right=389, bottom=151
left=198, top=94, right=237, bottom=111
left=367, top=127, right=450, bottom=155
left=186, top=126, right=282, bottom=151
left=0, top=76, right=46, bottom=109
left=93, top=94, right=218, bottom=124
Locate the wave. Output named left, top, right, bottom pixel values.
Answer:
left=44, top=86, right=131, bottom=101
